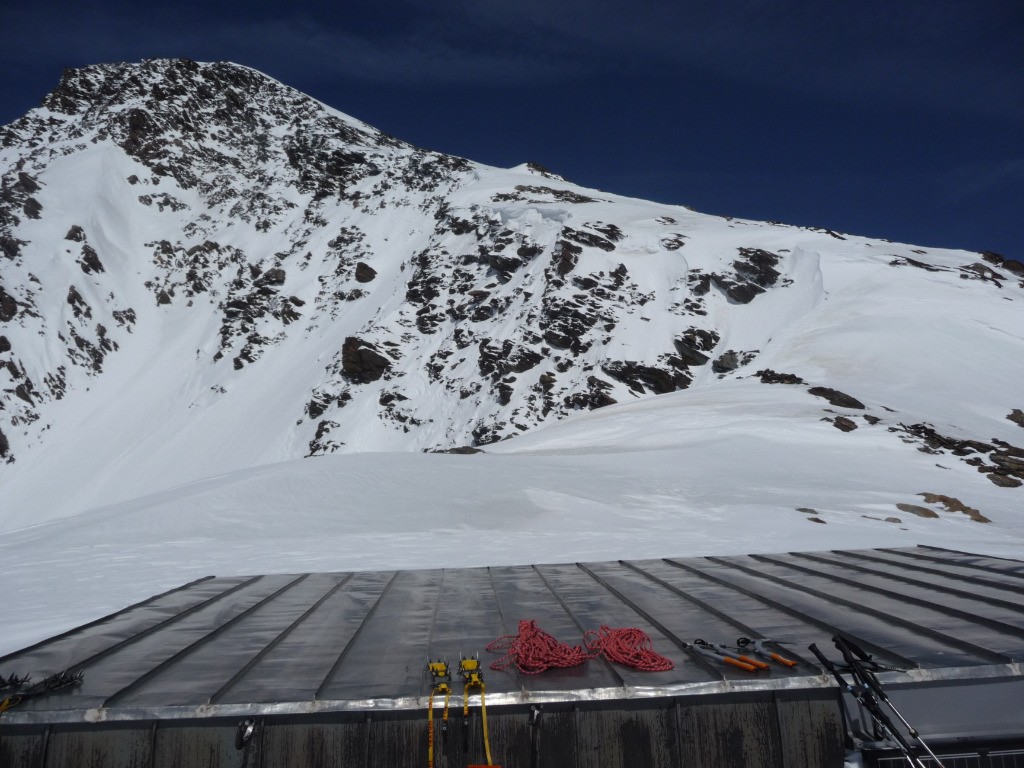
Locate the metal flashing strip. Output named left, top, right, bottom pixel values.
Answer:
left=1, top=662, right=1020, bottom=726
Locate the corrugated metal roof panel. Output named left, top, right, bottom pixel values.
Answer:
left=1, top=546, right=1022, bottom=729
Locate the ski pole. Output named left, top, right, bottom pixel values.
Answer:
left=833, top=637, right=945, bottom=768
left=809, top=644, right=928, bottom=768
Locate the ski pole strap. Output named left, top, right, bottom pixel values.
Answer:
left=530, top=705, right=542, bottom=768
left=809, top=643, right=848, bottom=689
left=813, top=644, right=926, bottom=765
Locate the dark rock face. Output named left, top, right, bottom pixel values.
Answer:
left=712, top=349, right=757, bottom=375
left=981, top=251, right=1024, bottom=280
left=757, top=369, right=804, bottom=385
left=602, top=360, right=688, bottom=395
left=1008, top=409, right=1024, bottom=428
left=831, top=416, right=858, bottom=432
left=807, top=387, right=865, bottom=409
left=673, top=339, right=711, bottom=366
left=889, top=423, right=1024, bottom=487
left=354, top=262, right=377, bottom=283
left=79, top=244, right=104, bottom=274
left=564, top=376, right=617, bottom=410
left=891, top=422, right=993, bottom=456
left=341, top=337, right=392, bottom=383
left=703, top=248, right=784, bottom=304
left=896, top=503, right=939, bottom=518
left=892, top=250, right=1024, bottom=289
left=917, top=492, right=990, bottom=523
left=0, top=286, right=17, bottom=321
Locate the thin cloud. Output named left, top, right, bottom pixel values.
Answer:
left=942, top=158, right=1024, bottom=202
left=4, top=1, right=1021, bottom=119
left=414, top=0, right=1024, bottom=119
left=0, top=4, right=602, bottom=90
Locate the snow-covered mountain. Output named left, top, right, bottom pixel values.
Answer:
left=1, top=59, right=1023, bottom=652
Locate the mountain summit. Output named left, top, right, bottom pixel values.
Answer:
left=1, top=58, right=1022, bottom=528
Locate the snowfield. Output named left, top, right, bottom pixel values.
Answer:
left=3, top=374, right=1023, bottom=657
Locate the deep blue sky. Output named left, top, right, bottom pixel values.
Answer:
left=2, top=1, right=1022, bottom=257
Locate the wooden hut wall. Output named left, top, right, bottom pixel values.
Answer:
left=0, top=690, right=845, bottom=768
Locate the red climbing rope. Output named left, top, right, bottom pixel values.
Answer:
left=486, top=620, right=594, bottom=675
left=584, top=625, right=675, bottom=671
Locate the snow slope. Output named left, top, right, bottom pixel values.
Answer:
left=3, top=375, right=1023, bottom=657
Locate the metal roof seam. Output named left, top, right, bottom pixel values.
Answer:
left=575, top=563, right=724, bottom=680
left=620, top=560, right=761, bottom=638
left=208, top=572, right=356, bottom=705
left=791, top=552, right=1024, bottom=616
left=49, top=575, right=265, bottom=676
left=916, top=546, right=1024, bottom=567
left=616, top=560, right=823, bottom=667
left=530, top=564, right=626, bottom=687
left=662, top=557, right=918, bottom=669
left=709, top=556, right=1013, bottom=666
left=880, top=548, right=1024, bottom=580
left=313, top=571, right=399, bottom=699
left=828, top=550, right=1024, bottom=598
left=101, top=574, right=311, bottom=708
left=485, top=566, right=525, bottom=694
left=0, top=574, right=218, bottom=668
left=752, top=554, right=1024, bottom=641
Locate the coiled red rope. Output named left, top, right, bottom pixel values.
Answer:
left=486, top=620, right=594, bottom=674
left=486, top=620, right=674, bottom=674
left=584, top=625, right=675, bottom=671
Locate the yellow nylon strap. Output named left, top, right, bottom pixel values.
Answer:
left=427, top=689, right=435, bottom=768
left=0, top=696, right=21, bottom=714
left=479, top=682, right=493, bottom=766
left=462, top=680, right=493, bottom=766
left=428, top=684, right=452, bottom=768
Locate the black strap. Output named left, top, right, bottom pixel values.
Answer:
left=530, top=705, right=543, bottom=768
